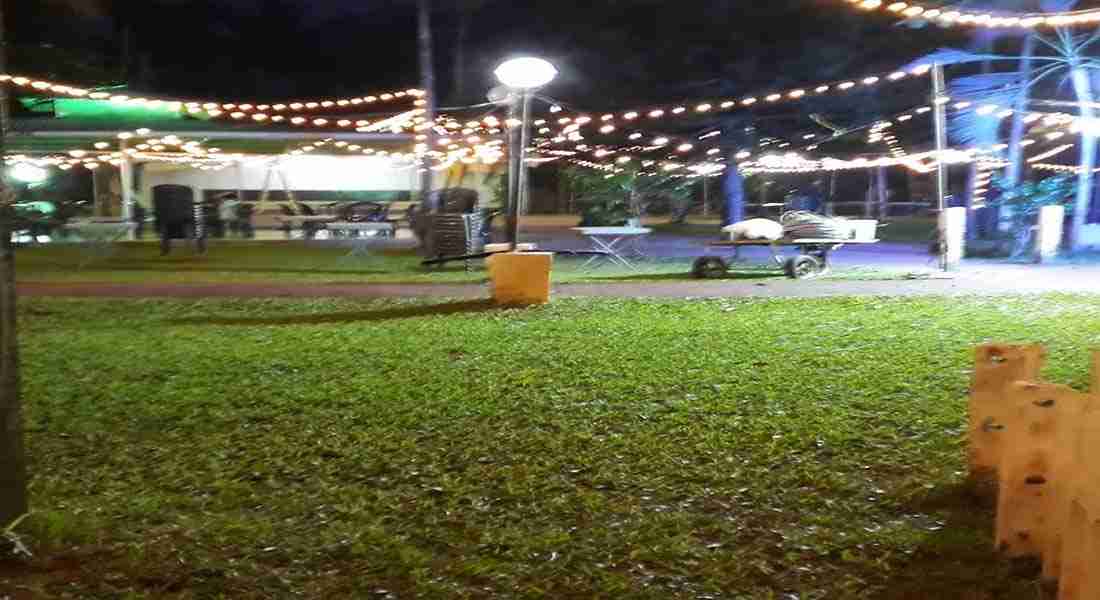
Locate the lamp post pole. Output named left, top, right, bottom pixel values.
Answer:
left=506, top=92, right=522, bottom=251
left=494, top=57, right=557, bottom=253
left=508, top=90, right=534, bottom=251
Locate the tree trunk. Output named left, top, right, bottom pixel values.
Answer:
left=417, top=0, right=437, bottom=213
left=1070, top=67, right=1096, bottom=252
left=964, top=162, right=979, bottom=241
left=722, top=164, right=744, bottom=226
left=988, top=34, right=1037, bottom=239
left=875, top=166, right=887, bottom=218
left=1006, top=34, right=1036, bottom=187
left=453, top=8, right=470, bottom=104
left=0, top=0, right=28, bottom=527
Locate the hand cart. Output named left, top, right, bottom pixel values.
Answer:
left=692, top=238, right=880, bottom=280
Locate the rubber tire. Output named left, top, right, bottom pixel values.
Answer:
left=692, top=256, right=729, bottom=279
left=784, top=255, right=821, bottom=280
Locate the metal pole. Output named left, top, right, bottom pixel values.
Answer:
left=933, top=63, right=950, bottom=271
left=119, top=139, right=134, bottom=240
left=91, top=167, right=101, bottom=216
left=517, top=91, right=533, bottom=233
left=506, top=92, right=522, bottom=251
left=702, top=176, right=709, bottom=218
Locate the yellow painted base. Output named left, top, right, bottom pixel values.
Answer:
left=487, top=252, right=553, bottom=305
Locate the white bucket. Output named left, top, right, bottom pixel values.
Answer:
left=849, top=220, right=879, bottom=241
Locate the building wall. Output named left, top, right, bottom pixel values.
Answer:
left=138, top=156, right=504, bottom=209
left=138, top=155, right=419, bottom=205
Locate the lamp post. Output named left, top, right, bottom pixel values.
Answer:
left=494, top=57, right=557, bottom=251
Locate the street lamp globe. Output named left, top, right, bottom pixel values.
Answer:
left=9, top=163, right=48, bottom=185
left=494, top=57, right=558, bottom=90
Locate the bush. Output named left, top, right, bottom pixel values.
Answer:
left=987, top=174, right=1075, bottom=258
left=564, top=166, right=694, bottom=226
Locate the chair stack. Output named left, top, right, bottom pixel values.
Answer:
left=780, top=211, right=852, bottom=240
left=425, top=213, right=485, bottom=271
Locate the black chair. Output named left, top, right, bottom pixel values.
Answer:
left=332, top=202, right=391, bottom=238
left=234, top=203, right=255, bottom=239
left=424, top=212, right=485, bottom=272
left=409, top=188, right=502, bottom=250
left=279, top=204, right=296, bottom=238
left=296, top=203, right=326, bottom=239
left=153, top=184, right=205, bottom=255
left=339, top=201, right=390, bottom=223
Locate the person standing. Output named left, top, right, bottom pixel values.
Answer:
left=131, top=202, right=146, bottom=240
left=218, top=193, right=239, bottom=238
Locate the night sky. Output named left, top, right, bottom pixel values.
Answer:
left=8, top=0, right=968, bottom=107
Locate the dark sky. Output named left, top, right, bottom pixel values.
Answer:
left=8, top=0, right=970, bottom=108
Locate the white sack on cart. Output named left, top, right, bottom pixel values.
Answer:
left=721, top=218, right=784, bottom=241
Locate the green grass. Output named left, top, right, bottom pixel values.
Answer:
left=5, top=294, right=1099, bottom=598
left=14, top=241, right=906, bottom=286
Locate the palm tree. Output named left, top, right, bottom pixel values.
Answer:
left=451, top=0, right=488, bottom=104
left=919, top=22, right=1100, bottom=250
left=0, top=0, right=28, bottom=529
left=418, top=0, right=437, bottom=214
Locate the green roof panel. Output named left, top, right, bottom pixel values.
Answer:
left=18, top=97, right=201, bottom=123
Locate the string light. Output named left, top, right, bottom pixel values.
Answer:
left=538, top=63, right=930, bottom=142
left=842, top=0, right=1100, bottom=28
left=1, top=73, right=423, bottom=117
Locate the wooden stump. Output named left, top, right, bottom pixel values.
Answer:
left=1055, top=396, right=1100, bottom=594
left=995, top=382, right=1087, bottom=558
left=1092, top=350, right=1099, bottom=395
left=970, top=345, right=1045, bottom=480
left=1058, top=500, right=1100, bottom=600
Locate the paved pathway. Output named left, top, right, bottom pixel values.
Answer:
left=19, top=261, right=1100, bottom=300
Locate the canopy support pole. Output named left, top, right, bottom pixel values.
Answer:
left=119, top=139, right=135, bottom=240
left=933, top=63, right=951, bottom=271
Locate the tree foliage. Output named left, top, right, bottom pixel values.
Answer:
left=988, top=173, right=1075, bottom=256
left=564, top=166, right=695, bottom=226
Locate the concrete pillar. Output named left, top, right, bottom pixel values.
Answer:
left=1035, top=205, right=1065, bottom=263
left=940, top=206, right=967, bottom=269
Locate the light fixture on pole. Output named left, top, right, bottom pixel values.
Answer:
left=493, top=56, right=557, bottom=251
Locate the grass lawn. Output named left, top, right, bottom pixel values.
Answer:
left=14, top=242, right=907, bottom=286
left=5, top=294, right=1100, bottom=598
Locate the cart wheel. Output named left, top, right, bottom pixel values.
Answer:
left=784, top=255, right=822, bottom=279
left=692, top=256, right=729, bottom=279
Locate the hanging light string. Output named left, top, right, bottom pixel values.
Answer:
left=563, top=95, right=1089, bottom=176
left=4, top=74, right=432, bottom=133
left=525, top=63, right=937, bottom=161
left=2, top=73, right=424, bottom=115
left=843, top=0, right=1100, bottom=29
left=532, top=63, right=933, bottom=141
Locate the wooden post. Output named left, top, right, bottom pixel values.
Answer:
left=1057, top=401, right=1100, bottom=598
left=995, top=382, right=1089, bottom=559
left=1092, top=350, right=1099, bottom=393
left=1059, top=500, right=1093, bottom=600
left=1043, top=386, right=1100, bottom=581
left=970, top=345, right=1046, bottom=479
